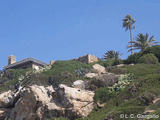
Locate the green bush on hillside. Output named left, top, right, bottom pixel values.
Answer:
left=0, top=68, right=31, bottom=93
left=94, top=87, right=114, bottom=103
left=94, top=74, right=135, bottom=104
left=143, top=45, right=160, bottom=62
left=109, top=74, right=135, bottom=93
left=138, top=53, right=159, bottom=64
left=125, top=52, right=142, bottom=64
left=125, top=45, right=160, bottom=64
left=97, top=59, right=115, bottom=67
left=97, top=58, right=123, bottom=68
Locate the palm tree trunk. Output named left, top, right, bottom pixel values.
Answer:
left=130, top=25, right=133, bottom=55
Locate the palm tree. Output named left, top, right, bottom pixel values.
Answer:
left=122, top=14, right=136, bottom=55
left=103, top=50, right=121, bottom=60
left=128, top=33, right=160, bottom=52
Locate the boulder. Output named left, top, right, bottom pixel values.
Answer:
left=85, top=73, right=98, bottom=78
left=9, top=85, right=55, bottom=120
left=92, top=64, right=106, bottom=74
left=129, top=63, right=134, bottom=66
left=95, top=73, right=118, bottom=87
left=57, top=84, right=94, bottom=117
left=115, top=64, right=125, bottom=67
left=84, top=73, right=119, bottom=91
left=8, top=84, right=94, bottom=120
left=0, top=90, right=14, bottom=108
left=72, top=80, right=85, bottom=89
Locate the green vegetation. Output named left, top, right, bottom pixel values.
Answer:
left=76, top=64, right=160, bottom=120
left=94, top=87, right=114, bottom=103
left=97, top=59, right=116, bottom=67
left=125, top=45, right=160, bottom=64
left=143, top=45, right=160, bottom=62
left=0, top=68, right=30, bottom=93
left=125, top=52, right=142, bottom=64
left=138, top=53, right=159, bottom=64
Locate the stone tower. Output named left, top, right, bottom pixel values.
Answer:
left=50, top=60, right=55, bottom=65
left=8, top=55, right=16, bottom=65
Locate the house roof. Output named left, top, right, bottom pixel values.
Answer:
left=4, top=58, right=47, bottom=69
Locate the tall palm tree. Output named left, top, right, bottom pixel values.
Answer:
left=122, top=14, right=136, bottom=55
left=103, top=50, right=121, bottom=60
left=128, top=33, right=160, bottom=52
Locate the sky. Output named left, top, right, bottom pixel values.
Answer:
left=0, top=0, right=160, bottom=69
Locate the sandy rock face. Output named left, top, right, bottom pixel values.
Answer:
left=92, top=64, right=106, bottom=74
left=6, top=84, right=94, bottom=120
left=0, top=90, right=14, bottom=108
left=72, top=80, right=85, bottom=89
left=58, top=84, right=94, bottom=117
left=9, top=85, right=57, bottom=120
left=85, top=73, right=99, bottom=78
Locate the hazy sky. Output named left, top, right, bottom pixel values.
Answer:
left=0, top=0, right=160, bottom=69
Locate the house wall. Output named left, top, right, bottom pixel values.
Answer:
left=11, top=62, right=32, bottom=69
left=32, top=64, right=43, bottom=70
left=8, top=62, right=43, bottom=70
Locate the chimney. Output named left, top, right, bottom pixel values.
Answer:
left=50, top=60, right=54, bottom=65
left=8, top=55, right=16, bottom=65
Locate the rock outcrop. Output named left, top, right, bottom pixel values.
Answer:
left=0, top=90, right=14, bottom=108
left=72, top=80, right=85, bottom=89
left=85, top=73, right=99, bottom=78
left=0, top=84, right=94, bottom=120
left=92, top=64, right=106, bottom=74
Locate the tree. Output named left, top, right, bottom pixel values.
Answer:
left=128, top=33, right=160, bottom=52
left=122, top=14, right=136, bottom=55
left=103, top=50, right=121, bottom=60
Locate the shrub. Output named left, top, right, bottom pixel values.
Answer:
left=138, top=92, right=155, bottom=105
left=138, top=53, right=159, bottom=64
left=0, top=69, right=30, bottom=93
left=97, top=59, right=115, bottom=67
left=109, top=74, right=136, bottom=93
left=107, top=67, right=128, bottom=74
left=125, top=52, right=142, bottom=64
left=97, top=58, right=123, bottom=68
left=94, top=87, right=114, bottom=103
left=143, top=45, right=160, bottom=62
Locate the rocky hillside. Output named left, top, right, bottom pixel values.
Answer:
left=0, top=59, right=160, bottom=120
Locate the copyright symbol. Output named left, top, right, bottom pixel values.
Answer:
left=130, top=114, right=135, bottom=118
left=120, top=114, right=124, bottom=118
